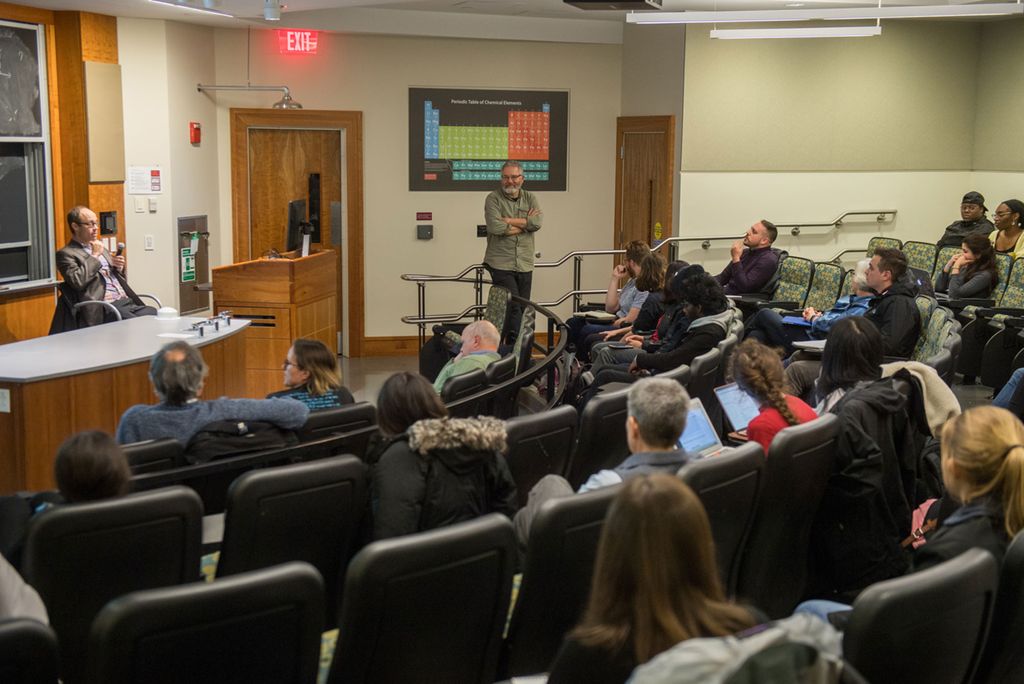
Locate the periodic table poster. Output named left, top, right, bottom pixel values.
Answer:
left=408, top=87, right=569, bottom=192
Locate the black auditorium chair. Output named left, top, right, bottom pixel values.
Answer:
left=501, top=484, right=619, bottom=678
left=566, top=385, right=630, bottom=490
left=483, top=354, right=518, bottom=419
left=677, top=441, right=765, bottom=596
left=299, top=401, right=376, bottom=440
left=735, top=414, right=839, bottom=618
left=22, top=486, right=202, bottom=684
left=0, top=618, right=59, bottom=684
left=122, top=438, right=184, bottom=475
left=216, top=455, right=368, bottom=627
left=973, top=531, right=1024, bottom=683
left=504, top=404, right=578, bottom=507
left=715, top=332, right=739, bottom=387
left=844, top=548, right=998, bottom=684
left=686, top=348, right=722, bottom=409
left=686, top=347, right=723, bottom=431
left=441, top=367, right=489, bottom=418
left=87, top=562, right=324, bottom=684
left=658, top=362, right=691, bottom=389
left=329, top=514, right=517, bottom=684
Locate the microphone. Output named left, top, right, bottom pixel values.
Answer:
left=116, top=242, right=125, bottom=256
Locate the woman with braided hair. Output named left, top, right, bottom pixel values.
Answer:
left=730, top=338, right=817, bottom=454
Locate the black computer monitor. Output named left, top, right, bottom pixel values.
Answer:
left=285, top=199, right=307, bottom=252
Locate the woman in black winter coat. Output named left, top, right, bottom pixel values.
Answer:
left=369, top=372, right=518, bottom=539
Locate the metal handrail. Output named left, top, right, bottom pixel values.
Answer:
left=401, top=208, right=897, bottom=333
left=443, top=294, right=569, bottom=411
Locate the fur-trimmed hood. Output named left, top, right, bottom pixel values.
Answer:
left=408, top=416, right=507, bottom=456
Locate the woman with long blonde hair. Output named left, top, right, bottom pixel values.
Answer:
left=915, top=405, right=1024, bottom=571
left=547, top=474, right=758, bottom=683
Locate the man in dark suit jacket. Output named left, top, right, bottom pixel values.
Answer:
left=55, top=205, right=156, bottom=327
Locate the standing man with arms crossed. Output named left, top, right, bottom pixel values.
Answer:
left=55, top=205, right=155, bottom=327
left=484, top=160, right=542, bottom=344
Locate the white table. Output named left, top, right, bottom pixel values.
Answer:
left=0, top=316, right=250, bottom=493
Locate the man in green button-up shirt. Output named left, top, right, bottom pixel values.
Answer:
left=484, top=160, right=543, bottom=343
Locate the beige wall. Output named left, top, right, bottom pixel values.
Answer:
left=682, top=21, right=980, bottom=172
left=973, top=18, right=1024, bottom=172
left=117, top=18, right=175, bottom=307
left=621, top=23, right=686, bottom=230
left=114, top=16, right=1023, bottom=348
left=117, top=18, right=221, bottom=312
left=165, top=21, right=221, bottom=287
left=211, top=29, right=622, bottom=338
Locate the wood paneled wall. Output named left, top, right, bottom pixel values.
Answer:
left=0, top=6, right=125, bottom=343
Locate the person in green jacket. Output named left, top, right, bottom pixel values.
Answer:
left=484, top=160, right=543, bottom=343
left=432, top=320, right=502, bottom=394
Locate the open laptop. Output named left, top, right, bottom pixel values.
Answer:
left=713, top=382, right=762, bottom=437
left=677, top=397, right=730, bottom=459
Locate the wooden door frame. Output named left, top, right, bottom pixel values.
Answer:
left=614, top=115, right=675, bottom=248
left=229, top=108, right=365, bottom=357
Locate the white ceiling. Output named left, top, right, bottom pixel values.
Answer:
left=8, top=0, right=1014, bottom=35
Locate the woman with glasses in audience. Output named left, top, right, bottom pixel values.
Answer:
left=989, top=199, right=1024, bottom=258
left=730, top=339, right=817, bottom=454
left=547, top=474, right=759, bottom=683
left=935, top=232, right=999, bottom=299
left=269, top=338, right=354, bottom=410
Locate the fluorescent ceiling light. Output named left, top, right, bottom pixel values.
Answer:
left=711, top=26, right=882, bottom=38
left=627, top=3, right=1024, bottom=24
left=147, top=0, right=233, bottom=16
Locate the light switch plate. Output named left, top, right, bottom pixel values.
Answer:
left=0, top=388, right=10, bottom=413
left=144, top=234, right=155, bottom=251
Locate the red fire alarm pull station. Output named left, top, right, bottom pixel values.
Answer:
left=189, top=121, right=201, bottom=145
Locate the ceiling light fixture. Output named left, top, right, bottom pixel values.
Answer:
left=264, top=0, right=282, bottom=21
left=626, top=2, right=1024, bottom=24
left=147, top=0, right=233, bottom=17
left=710, top=26, right=882, bottom=39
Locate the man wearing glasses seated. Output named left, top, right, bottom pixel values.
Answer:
left=483, top=160, right=543, bottom=343
left=55, top=205, right=156, bottom=325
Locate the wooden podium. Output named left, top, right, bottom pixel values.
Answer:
left=212, top=249, right=338, bottom=398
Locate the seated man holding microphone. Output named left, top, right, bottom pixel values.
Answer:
left=55, top=205, right=156, bottom=326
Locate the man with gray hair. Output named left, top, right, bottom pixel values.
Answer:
left=513, top=377, right=693, bottom=545
left=743, top=258, right=875, bottom=356
left=116, top=341, right=309, bottom=444
left=484, top=160, right=542, bottom=343
left=431, top=320, right=502, bottom=393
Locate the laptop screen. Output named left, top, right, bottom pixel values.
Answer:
left=714, top=383, right=762, bottom=432
left=677, top=398, right=723, bottom=456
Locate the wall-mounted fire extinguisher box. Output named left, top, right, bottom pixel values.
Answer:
left=189, top=121, right=201, bottom=146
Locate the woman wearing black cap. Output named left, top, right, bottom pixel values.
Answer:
left=989, top=199, right=1024, bottom=258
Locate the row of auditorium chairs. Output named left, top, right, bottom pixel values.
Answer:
left=10, top=412, right=1024, bottom=682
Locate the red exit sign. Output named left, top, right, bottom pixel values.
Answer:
left=278, top=30, right=319, bottom=54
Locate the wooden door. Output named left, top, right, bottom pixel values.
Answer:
left=247, top=129, right=342, bottom=259
left=614, top=116, right=674, bottom=250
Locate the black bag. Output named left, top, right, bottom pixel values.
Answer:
left=184, top=420, right=299, bottom=464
